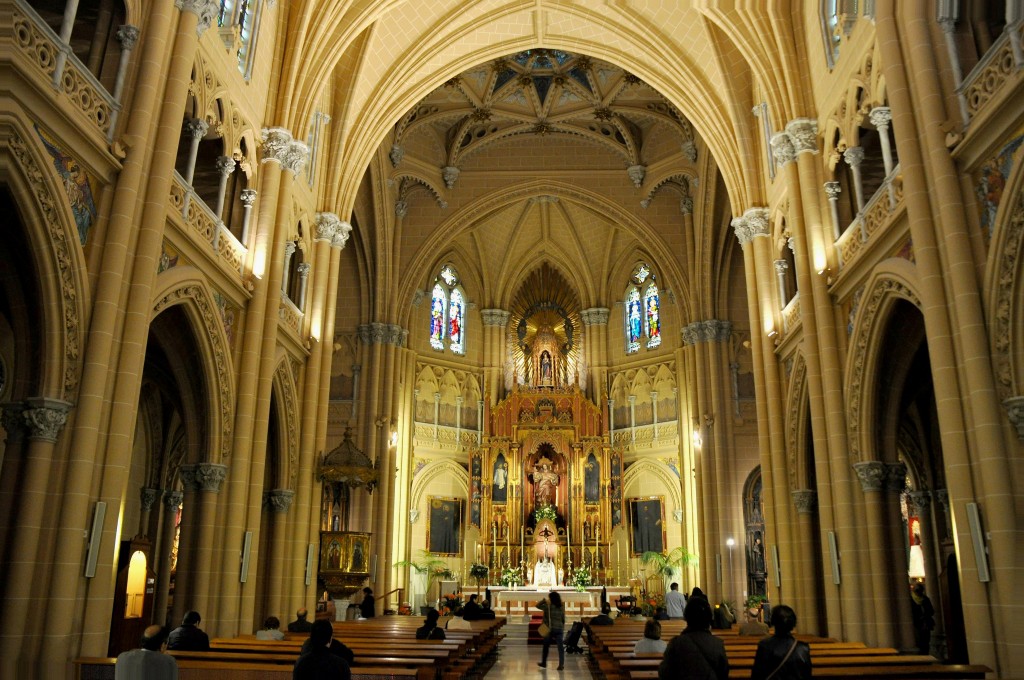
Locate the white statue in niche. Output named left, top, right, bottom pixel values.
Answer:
left=533, top=557, right=557, bottom=588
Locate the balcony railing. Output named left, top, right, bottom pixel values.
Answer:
left=170, top=172, right=247, bottom=276
left=958, top=23, right=1024, bottom=122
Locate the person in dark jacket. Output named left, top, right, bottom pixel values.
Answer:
left=749, top=605, right=811, bottom=680
left=415, top=608, right=446, bottom=640
left=166, top=611, right=210, bottom=651
left=589, top=603, right=615, bottom=626
left=300, top=631, right=355, bottom=665
left=910, top=583, right=935, bottom=655
left=293, top=619, right=351, bottom=680
left=288, top=608, right=313, bottom=633
left=359, top=587, right=375, bottom=618
left=461, top=594, right=483, bottom=620
left=659, top=596, right=729, bottom=680
left=537, top=591, right=566, bottom=670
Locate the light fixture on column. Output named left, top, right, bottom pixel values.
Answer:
left=390, top=429, right=399, bottom=447
left=692, top=419, right=702, bottom=449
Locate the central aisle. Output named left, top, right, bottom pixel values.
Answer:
left=486, top=620, right=594, bottom=678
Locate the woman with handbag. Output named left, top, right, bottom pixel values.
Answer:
left=750, top=605, right=811, bottom=680
left=536, top=591, right=565, bottom=670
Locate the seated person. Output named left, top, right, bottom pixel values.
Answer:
left=634, top=618, right=668, bottom=654
left=739, top=608, right=769, bottom=636
left=630, top=607, right=647, bottom=621
left=300, top=626, right=354, bottom=665
left=446, top=609, right=474, bottom=630
left=167, top=611, right=210, bottom=651
left=115, top=624, right=176, bottom=680
left=589, top=603, right=615, bottom=626
left=294, top=619, right=351, bottom=680
left=255, top=615, right=285, bottom=640
left=475, top=598, right=497, bottom=620
left=416, top=609, right=446, bottom=640
left=288, top=607, right=313, bottom=632
left=654, top=606, right=671, bottom=621
left=461, top=594, right=483, bottom=620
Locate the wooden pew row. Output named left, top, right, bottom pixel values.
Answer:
left=624, top=666, right=990, bottom=680
left=75, top=657, right=433, bottom=680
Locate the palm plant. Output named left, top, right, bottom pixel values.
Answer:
left=640, top=547, right=698, bottom=585
left=394, top=550, right=453, bottom=603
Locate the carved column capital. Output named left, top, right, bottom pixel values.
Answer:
left=1003, top=396, right=1024, bottom=441
left=263, top=489, right=295, bottom=513
left=140, top=487, right=161, bottom=511
left=774, top=259, right=789, bottom=275
left=933, top=489, right=949, bottom=512
left=853, top=461, right=887, bottom=492
left=844, top=146, right=865, bottom=168
left=215, top=157, right=236, bottom=178
left=333, top=221, right=352, bottom=249
left=389, top=145, right=405, bottom=167
left=0, top=402, right=27, bottom=441
left=680, top=196, right=694, bottom=215
left=681, top=324, right=699, bottom=345
left=730, top=216, right=751, bottom=245
left=282, top=140, right=309, bottom=175
left=184, top=117, right=209, bottom=140
left=907, top=490, right=931, bottom=514
left=314, top=212, right=339, bottom=242
left=116, top=25, right=141, bottom=51
left=180, top=463, right=227, bottom=493
left=395, top=200, right=408, bottom=219
left=680, top=139, right=698, bottom=162
left=297, top=262, right=311, bottom=280
left=792, top=489, right=817, bottom=514
left=175, top=0, right=218, bottom=36
left=240, top=188, right=257, bottom=207
left=260, top=128, right=293, bottom=164
left=770, top=132, right=796, bottom=166
left=884, top=461, right=907, bottom=493
left=744, top=207, right=770, bottom=237
left=580, top=308, right=611, bottom=326
left=163, top=489, right=184, bottom=509
left=824, top=181, right=841, bottom=200
left=868, top=106, right=892, bottom=131
left=786, top=118, right=819, bottom=154
left=22, top=398, right=73, bottom=442
left=481, top=309, right=511, bottom=327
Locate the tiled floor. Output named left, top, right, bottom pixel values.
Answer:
left=487, top=620, right=593, bottom=678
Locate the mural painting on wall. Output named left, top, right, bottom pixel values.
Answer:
left=629, top=497, right=664, bottom=555
left=35, top=123, right=98, bottom=246
left=610, top=452, right=623, bottom=528
left=158, top=241, right=183, bottom=273
left=470, top=452, right=482, bottom=528
left=492, top=452, right=508, bottom=503
left=585, top=452, right=600, bottom=503
left=975, top=133, right=1024, bottom=242
left=427, top=497, right=463, bottom=555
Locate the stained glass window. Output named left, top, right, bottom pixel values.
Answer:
left=625, top=287, right=642, bottom=354
left=631, top=263, right=651, bottom=284
left=449, top=288, right=465, bottom=355
left=644, top=283, right=661, bottom=348
left=430, top=283, right=446, bottom=351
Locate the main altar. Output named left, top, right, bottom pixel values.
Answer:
left=468, top=317, right=626, bottom=590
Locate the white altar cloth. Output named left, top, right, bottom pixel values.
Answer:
left=494, top=588, right=596, bottom=608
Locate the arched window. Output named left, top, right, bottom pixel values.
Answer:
left=625, top=263, right=661, bottom=354
left=429, top=265, right=466, bottom=354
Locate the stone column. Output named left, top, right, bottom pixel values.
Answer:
left=239, top=189, right=257, bottom=244
left=433, top=392, right=441, bottom=441
left=824, top=181, right=842, bottom=239
left=651, top=391, right=659, bottom=439
left=791, top=490, right=820, bottom=634
left=139, top=487, right=161, bottom=537
left=182, top=118, right=209, bottom=187
left=853, top=461, right=892, bottom=647
left=108, top=25, right=140, bottom=137
left=0, top=402, right=27, bottom=574
left=481, top=309, right=510, bottom=407
left=282, top=241, right=297, bottom=294
left=263, top=489, right=294, bottom=621
left=153, top=490, right=182, bottom=626
left=0, top=398, right=71, bottom=675
left=581, top=308, right=610, bottom=404
left=215, top=127, right=294, bottom=635
left=773, top=260, right=789, bottom=307
left=455, top=396, right=464, bottom=450
left=628, top=395, right=637, bottom=444
left=884, top=463, right=914, bottom=651
left=844, top=146, right=866, bottom=213
left=214, top=156, right=236, bottom=221
left=50, top=0, right=82, bottom=88
left=43, top=0, right=198, bottom=667
left=288, top=213, right=337, bottom=606
left=182, top=463, right=227, bottom=619
left=297, top=262, right=311, bottom=310
left=869, top=107, right=895, bottom=177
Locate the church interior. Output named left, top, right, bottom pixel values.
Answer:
left=0, top=0, right=1022, bottom=677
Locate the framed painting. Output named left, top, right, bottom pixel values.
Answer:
left=318, top=531, right=371, bottom=573
left=427, top=496, right=463, bottom=555
left=628, top=496, right=665, bottom=556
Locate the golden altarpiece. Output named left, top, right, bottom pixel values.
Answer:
left=470, top=319, right=625, bottom=587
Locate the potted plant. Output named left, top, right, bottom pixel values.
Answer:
left=499, top=566, right=522, bottom=587
left=469, top=563, right=489, bottom=589
left=569, top=565, right=592, bottom=592
left=640, top=546, right=699, bottom=592
left=394, top=550, right=452, bottom=612
left=534, top=505, right=557, bottom=522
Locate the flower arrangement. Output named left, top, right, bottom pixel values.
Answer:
left=469, top=563, right=489, bottom=585
left=440, top=592, right=462, bottom=616
left=569, top=565, right=592, bottom=591
left=534, top=505, right=557, bottom=522
left=499, top=566, right=523, bottom=587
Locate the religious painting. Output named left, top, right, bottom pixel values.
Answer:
left=628, top=496, right=665, bottom=556
left=491, top=452, right=508, bottom=504
left=470, top=451, right=482, bottom=527
left=35, top=123, right=98, bottom=246
left=625, top=287, right=642, bottom=353
left=644, top=283, right=661, bottom=348
left=429, top=283, right=446, bottom=350
left=427, top=496, right=463, bottom=555
left=610, top=452, right=623, bottom=528
left=584, top=452, right=600, bottom=503
left=318, top=531, right=370, bottom=573
left=449, top=288, right=465, bottom=354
